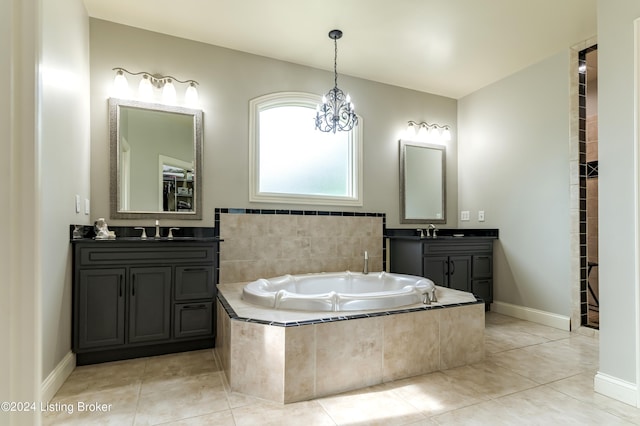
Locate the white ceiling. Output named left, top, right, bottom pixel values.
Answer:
left=82, top=0, right=597, bottom=99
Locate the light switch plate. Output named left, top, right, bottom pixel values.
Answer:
left=460, top=210, right=470, bottom=221
left=478, top=210, right=485, bottom=222
left=84, top=198, right=90, bottom=215
left=75, top=195, right=81, bottom=213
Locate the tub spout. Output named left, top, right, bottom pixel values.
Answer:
left=363, top=251, right=369, bottom=274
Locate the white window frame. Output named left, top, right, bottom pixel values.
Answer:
left=249, top=92, right=363, bottom=206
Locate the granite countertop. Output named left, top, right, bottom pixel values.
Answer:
left=69, top=224, right=220, bottom=242
left=386, top=228, right=499, bottom=240
left=71, top=236, right=222, bottom=243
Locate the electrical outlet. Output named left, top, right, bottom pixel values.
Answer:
left=75, top=195, right=81, bottom=213
left=478, top=210, right=485, bottom=222
left=460, top=210, right=470, bottom=221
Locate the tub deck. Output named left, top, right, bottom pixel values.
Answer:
left=216, top=282, right=485, bottom=403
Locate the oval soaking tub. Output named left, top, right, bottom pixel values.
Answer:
left=242, top=271, right=435, bottom=312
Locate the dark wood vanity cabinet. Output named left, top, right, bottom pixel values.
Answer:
left=390, top=237, right=495, bottom=306
left=72, top=240, right=218, bottom=365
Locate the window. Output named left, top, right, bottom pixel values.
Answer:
left=249, top=92, right=362, bottom=205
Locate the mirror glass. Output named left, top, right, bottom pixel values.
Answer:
left=400, top=140, right=446, bottom=224
left=109, top=98, right=203, bottom=219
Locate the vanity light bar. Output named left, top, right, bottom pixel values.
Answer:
left=406, top=120, right=451, bottom=143
left=112, top=67, right=199, bottom=106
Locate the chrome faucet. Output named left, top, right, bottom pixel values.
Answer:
left=428, top=224, right=437, bottom=238
left=168, top=227, right=180, bottom=239
left=155, top=220, right=161, bottom=239
left=363, top=251, right=369, bottom=275
left=134, top=227, right=147, bottom=239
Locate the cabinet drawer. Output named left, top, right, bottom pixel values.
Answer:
left=472, top=255, right=493, bottom=278
left=471, top=279, right=492, bottom=303
left=76, top=243, right=215, bottom=266
left=174, top=302, right=213, bottom=338
left=175, top=266, right=215, bottom=300
left=423, top=240, right=493, bottom=255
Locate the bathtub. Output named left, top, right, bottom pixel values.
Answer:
left=242, top=271, right=435, bottom=312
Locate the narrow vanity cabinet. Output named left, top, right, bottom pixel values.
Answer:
left=72, top=239, right=218, bottom=365
left=389, top=234, right=496, bottom=307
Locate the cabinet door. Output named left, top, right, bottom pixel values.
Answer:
left=448, top=255, right=472, bottom=292
left=129, top=267, right=172, bottom=343
left=472, top=255, right=493, bottom=279
left=174, top=302, right=213, bottom=338
left=77, top=268, right=125, bottom=349
left=175, top=266, right=214, bottom=300
left=423, top=256, right=449, bottom=286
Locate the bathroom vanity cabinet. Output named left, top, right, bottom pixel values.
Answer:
left=389, top=236, right=495, bottom=306
left=72, top=239, right=218, bottom=365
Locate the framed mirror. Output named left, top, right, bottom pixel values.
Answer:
left=109, top=98, right=203, bottom=219
left=399, top=140, right=446, bottom=224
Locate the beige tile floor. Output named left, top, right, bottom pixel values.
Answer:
left=44, top=313, right=640, bottom=425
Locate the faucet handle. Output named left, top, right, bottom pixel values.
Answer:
left=134, top=227, right=147, bottom=239
left=168, top=227, right=180, bottom=239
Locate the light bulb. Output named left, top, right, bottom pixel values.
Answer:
left=405, top=123, right=417, bottom=140
left=138, top=75, right=153, bottom=101
left=185, top=82, right=199, bottom=107
left=442, top=128, right=452, bottom=141
left=162, top=79, right=177, bottom=104
left=113, top=70, right=129, bottom=98
left=417, top=125, right=428, bottom=141
left=428, top=127, right=440, bottom=142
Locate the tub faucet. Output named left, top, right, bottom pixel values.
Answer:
left=363, top=251, right=369, bottom=275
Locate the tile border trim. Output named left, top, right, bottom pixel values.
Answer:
left=216, top=291, right=483, bottom=328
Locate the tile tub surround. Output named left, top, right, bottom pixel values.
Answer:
left=215, top=282, right=484, bottom=403
left=215, top=209, right=385, bottom=284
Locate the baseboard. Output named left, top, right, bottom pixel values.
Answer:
left=594, top=371, right=638, bottom=407
left=491, top=301, right=571, bottom=330
left=41, top=351, right=75, bottom=403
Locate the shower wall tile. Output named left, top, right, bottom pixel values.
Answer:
left=218, top=210, right=385, bottom=283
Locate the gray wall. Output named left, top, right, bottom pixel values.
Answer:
left=89, top=19, right=458, bottom=228
left=457, top=51, right=572, bottom=317
left=40, top=0, right=91, bottom=382
left=597, top=0, right=640, bottom=385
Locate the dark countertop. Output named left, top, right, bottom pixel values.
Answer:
left=386, top=228, right=499, bottom=239
left=71, top=237, right=222, bottom=244
left=387, top=235, right=497, bottom=241
left=70, top=224, right=219, bottom=242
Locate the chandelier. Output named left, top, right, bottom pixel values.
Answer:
left=315, top=29, right=358, bottom=133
